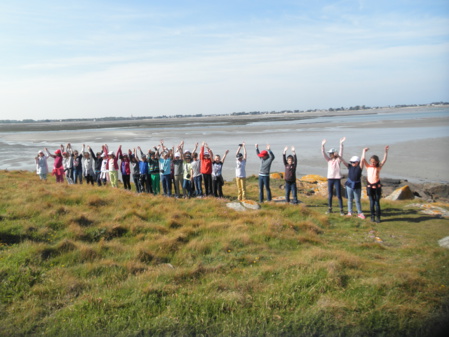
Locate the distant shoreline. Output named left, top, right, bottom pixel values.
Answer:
left=0, top=105, right=447, bottom=132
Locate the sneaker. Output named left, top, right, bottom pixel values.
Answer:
left=340, top=210, right=345, bottom=216
left=346, top=212, right=352, bottom=217
left=357, top=213, right=366, bottom=219
left=325, top=208, right=333, bottom=214
left=370, top=216, right=375, bottom=222
left=375, top=216, right=381, bottom=223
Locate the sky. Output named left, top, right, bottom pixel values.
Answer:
left=0, top=0, right=448, bottom=120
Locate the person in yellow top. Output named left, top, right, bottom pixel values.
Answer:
left=361, top=146, right=389, bottom=223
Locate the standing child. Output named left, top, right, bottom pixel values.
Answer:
left=106, top=146, right=121, bottom=188
left=88, top=146, right=104, bottom=186
left=72, top=148, right=83, bottom=184
left=321, top=137, right=345, bottom=215
left=341, top=155, right=365, bottom=219
left=235, top=142, right=247, bottom=201
left=46, top=146, right=65, bottom=183
left=149, top=149, right=161, bottom=195
left=182, top=151, right=194, bottom=198
left=212, top=150, right=229, bottom=198
left=283, top=146, right=298, bottom=204
left=119, top=150, right=131, bottom=190
left=256, top=144, right=275, bottom=203
left=35, top=150, right=49, bottom=181
left=130, top=150, right=142, bottom=193
left=159, top=140, right=173, bottom=197
left=191, top=151, right=203, bottom=197
left=200, top=142, right=214, bottom=196
left=362, top=146, right=389, bottom=223
left=82, top=145, right=95, bottom=185
left=173, top=142, right=184, bottom=198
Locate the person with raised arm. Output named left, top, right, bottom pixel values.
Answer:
left=45, top=145, right=65, bottom=183
left=106, top=145, right=121, bottom=188
left=88, top=145, right=105, bottom=186
left=35, top=150, right=49, bottom=181
left=341, top=154, right=365, bottom=219
left=172, top=141, right=185, bottom=198
left=212, top=149, right=229, bottom=198
left=283, top=146, right=298, bottom=204
left=82, top=144, right=95, bottom=186
left=159, top=139, right=173, bottom=197
left=321, top=137, right=345, bottom=215
left=256, top=143, right=275, bottom=203
left=119, top=148, right=131, bottom=190
left=191, top=143, right=202, bottom=197
left=235, top=142, right=247, bottom=201
left=72, top=147, right=83, bottom=184
left=362, top=146, right=389, bottom=223
left=200, top=142, right=214, bottom=196
left=148, top=146, right=161, bottom=195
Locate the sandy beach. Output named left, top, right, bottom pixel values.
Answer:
left=1, top=106, right=448, bottom=183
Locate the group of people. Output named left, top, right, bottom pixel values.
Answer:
left=35, top=138, right=389, bottom=222
left=322, top=137, right=389, bottom=223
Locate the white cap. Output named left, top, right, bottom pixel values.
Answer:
left=175, top=152, right=181, bottom=158
left=108, top=151, right=115, bottom=156
left=327, top=148, right=337, bottom=153
left=350, top=156, right=360, bottom=163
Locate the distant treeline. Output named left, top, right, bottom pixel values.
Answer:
left=1, top=102, right=448, bottom=124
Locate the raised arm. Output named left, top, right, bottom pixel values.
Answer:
left=221, top=150, right=229, bottom=164
left=192, top=142, right=198, bottom=154
left=283, top=146, right=288, bottom=165
left=45, top=147, right=55, bottom=158
left=339, top=137, right=345, bottom=157
left=292, top=146, right=297, bottom=165
left=321, top=139, right=330, bottom=161
left=361, top=147, right=369, bottom=167
left=380, top=146, right=389, bottom=167
left=267, top=144, right=274, bottom=159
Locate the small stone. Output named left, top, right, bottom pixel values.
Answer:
left=385, top=185, right=415, bottom=201
left=241, top=200, right=261, bottom=210
left=438, top=236, right=449, bottom=249
left=226, top=202, right=247, bottom=212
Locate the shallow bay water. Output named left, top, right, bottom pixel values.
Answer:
left=1, top=107, right=448, bottom=183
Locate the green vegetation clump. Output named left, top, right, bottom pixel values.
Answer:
left=1, top=170, right=448, bottom=336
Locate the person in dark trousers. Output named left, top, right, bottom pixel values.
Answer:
left=256, top=144, right=275, bottom=203
left=283, top=146, right=298, bottom=204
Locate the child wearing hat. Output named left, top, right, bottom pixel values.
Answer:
left=321, top=137, right=346, bottom=215
left=341, top=155, right=365, bottom=219
left=35, top=150, right=49, bottom=180
left=256, top=144, right=275, bottom=203
left=46, top=145, right=65, bottom=183
left=235, top=143, right=247, bottom=201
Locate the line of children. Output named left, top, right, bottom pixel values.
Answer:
left=39, top=140, right=390, bottom=222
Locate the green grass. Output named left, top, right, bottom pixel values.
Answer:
left=1, top=170, right=448, bottom=336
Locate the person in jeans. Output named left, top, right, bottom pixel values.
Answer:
left=235, top=143, right=247, bottom=201
left=361, top=146, right=389, bottom=223
left=256, top=144, right=275, bottom=203
left=321, top=137, right=345, bottom=215
left=191, top=152, right=203, bottom=197
left=342, top=155, right=365, bottom=219
left=283, top=146, right=298, bottom=204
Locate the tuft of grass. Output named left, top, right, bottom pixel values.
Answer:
left=0, top=170, right=448, bottom=336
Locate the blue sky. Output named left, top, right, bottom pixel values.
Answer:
left=1, top=0, right=448, bottom=120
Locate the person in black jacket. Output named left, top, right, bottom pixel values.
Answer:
left=283, top=146, right=298, bottom=204
left=88, top=145, right=104, bottom=186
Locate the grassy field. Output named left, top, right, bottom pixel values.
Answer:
left=1, top=170, right=448, bottom=336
